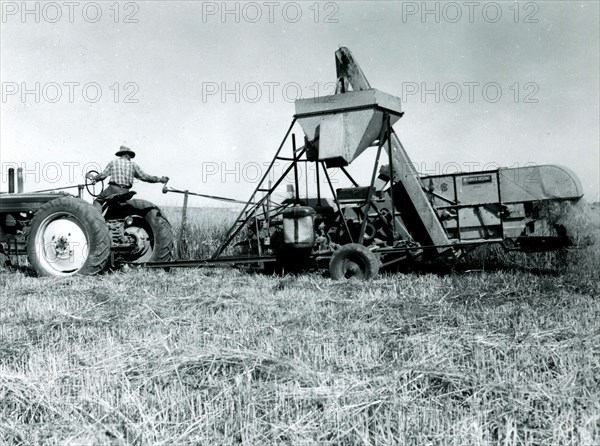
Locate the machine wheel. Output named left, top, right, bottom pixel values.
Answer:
left=329, top=243, right=380, bottom=280
left=27, top=196, right=110, bottom=277
left=116, top=201, right=175, bottom=264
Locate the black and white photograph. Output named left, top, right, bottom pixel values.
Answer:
left=1, top=1, right=599, bottom=444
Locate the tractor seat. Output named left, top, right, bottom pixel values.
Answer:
left=106, top=190, right=137, bottom=203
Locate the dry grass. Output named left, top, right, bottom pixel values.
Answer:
left=1, top=201, right=599, bottom=445
left=162, top=207, right=238, bottom=259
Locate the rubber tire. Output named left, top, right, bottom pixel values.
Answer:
left=112, top=199, right=175, bottom=263
left=139, top=207, right=175, bottom=263
left=27, top=196, right=110, bottom=277
left=329, top=243, right=380, bottom=281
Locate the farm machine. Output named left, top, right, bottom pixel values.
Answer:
left=0, top=47, right=584, bottom=279
left=155, top=47, right=584, bottom=279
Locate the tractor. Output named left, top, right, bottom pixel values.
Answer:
left=0, top=169, right=174, bottom=277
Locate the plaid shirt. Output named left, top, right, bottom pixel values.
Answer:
left=97, top=158, right=159, bottom=187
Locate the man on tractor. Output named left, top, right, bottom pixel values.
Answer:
left=86, top=146, right=169, bottom=212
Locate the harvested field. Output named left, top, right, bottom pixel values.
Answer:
left=1, top=203, right=599, bottom=445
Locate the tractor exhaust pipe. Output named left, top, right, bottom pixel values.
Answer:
left=8, top=168, right=15, bottom=193
left=17, top=168, right=24, bottom=193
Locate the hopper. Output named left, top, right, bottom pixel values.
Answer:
left=295, top=89, right=403, bottom=167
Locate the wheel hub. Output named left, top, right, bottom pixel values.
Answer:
left=52, top=235, right=71, bottom=256
left=40, top=218, right=88, bottom=273
left=343, top=259, right=365, bottom=278
left=124, top=226, right=152, bottom=260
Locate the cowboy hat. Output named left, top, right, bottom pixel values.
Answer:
left=115, top=145, right=136, bottom=158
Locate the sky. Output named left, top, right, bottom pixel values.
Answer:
left=1, top=0, right=599, bottom=207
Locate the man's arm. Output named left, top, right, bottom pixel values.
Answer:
left=133, top=163, right=168, bottom=184
left=87, top=162, right=112, bottom=182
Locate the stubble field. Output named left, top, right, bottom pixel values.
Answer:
left=1, top=204, right=599, bottom=445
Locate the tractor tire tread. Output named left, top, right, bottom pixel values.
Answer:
left=147, top=208, right=175, bottom=262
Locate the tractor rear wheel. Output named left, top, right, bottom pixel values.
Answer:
left=131, top=208, right=174, bottom=263
left=27, top=196, right=110, bottom=277
left=329, top=243, right=380, bottom=280
left=115, top=201, right=175, bottom=264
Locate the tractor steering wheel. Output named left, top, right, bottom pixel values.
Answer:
left=85, top=170, right=105, bottom=198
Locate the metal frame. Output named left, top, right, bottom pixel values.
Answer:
left=217, top=111, right=398, bottom=259
left=211, top=118, right=302, bottom=259
left=146, top=111, right=414, bottom=269
left=143, top=105, right=577, bottom=270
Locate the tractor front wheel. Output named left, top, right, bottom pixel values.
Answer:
left=27, top=196, right=110, bottom=277
left=329, top=243, right=380, bottom=280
